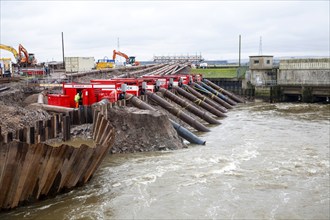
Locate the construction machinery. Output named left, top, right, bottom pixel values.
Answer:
left=0, top=58, right=13, bottom=77
left=112, top=50, right=140, bottom=66
left=0, top=43, right=37, bottom=66
left=96, top=57, right=115, bottom=70
left=0, top=44, right=20, bottom=63
left=18, top=44, right=37, bottom=66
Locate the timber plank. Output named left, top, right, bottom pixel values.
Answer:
left=66, top=144, right=91, bottom=188
left=69, top=145, right=95, bottom=187
left=3, top=142, right=29, bottom=209
left=56, top=145, right=79, bottom=192
left=81, top=127, right=115, bottom=183
left=0, top=142, right=19, bottom=208
left=11, top=143, right=37, bottom=208
left=95, top=117, right=108, bottom=144
left=41, top=144, right=72, bottom=196
left=20, top=144, right=52, bottom=202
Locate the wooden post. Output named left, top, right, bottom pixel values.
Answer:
left=62, top=115, right=70, bottom=141
left=4, top=132, right=13, bottom=143
left=84, top=106, right=90, bottom=123
left=69, top=111, right=74, bottom=125
left=0, top=126, right=3, bottom=143
left=73, top=109, right=79, bottom=125
left=87, top=106, right=93, bottom=123
left=39, top=120, right=45, bottom=143
left=16, top=129, right=24, bottom=142
left=51, top=115, right=57, bottom=138
left=27, top=127, right=35, bottom=144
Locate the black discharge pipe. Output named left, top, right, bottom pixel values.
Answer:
left=181, top=85, right=228, bottom=113
left=198, top=81, right=237, bottom=106
left=190, top=83, right=233, bottom=109
left=182, top=85, right=228, bottom=113
left=159, top=88, right=220, bottom=124
left=172, top=86, right=227, bottom=118
left=146, top=91, right=210, bottom=132
left=125, top=94, right=206, bottom=145
left=203, top=79, right=245, bottom=103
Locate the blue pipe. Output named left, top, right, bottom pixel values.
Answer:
left=170, top=120, right=206, bottom=145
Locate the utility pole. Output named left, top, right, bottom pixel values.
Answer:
left=238, top=34, right=241, bottom=67
left=259, top=36, right=263, bottom=55
left=62, top=32, right=65, bottom=69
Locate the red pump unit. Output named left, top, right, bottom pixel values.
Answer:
left=47, top=74, right=203, bottom=108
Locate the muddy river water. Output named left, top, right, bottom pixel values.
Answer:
left=1, top=102, right=329, bottom=219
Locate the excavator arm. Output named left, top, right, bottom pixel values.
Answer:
left=112, top=50, right=140, bottom=66
left=0, top=44, right=20, bottom=63
left=112, top=50, right=129, bottom=61
left=19, top=44, right=37, bottom=65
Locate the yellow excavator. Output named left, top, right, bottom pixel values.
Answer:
left=0, top=43, right=37, bottom=66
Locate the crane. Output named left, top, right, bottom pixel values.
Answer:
left=112, top=50, right=140, bottom=66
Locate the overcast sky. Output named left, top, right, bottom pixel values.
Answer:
left=0, top=0, right=329, bottom=63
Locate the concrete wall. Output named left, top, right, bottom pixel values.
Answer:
left=249, top=56, right=273, bottom=70
left=278, top=58, right=330, bottom=85
left=279, top=58, right=330, bottom=70
left=247, top=69, right=276, bottom=86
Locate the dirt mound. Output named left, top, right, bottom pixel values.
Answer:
left=0, top=103, right=50, bottom=135
left=106, top=106, right=185, bottom=153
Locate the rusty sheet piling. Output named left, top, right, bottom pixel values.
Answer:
left=0, top=111, right=115, bottom=211
left=203, top=79, right=245, bottom=103
left=159, top=88, right=220, bottom=124
left=173, top=86, right=227, bottom=117
left=198, top=82, right=237, bottom=106
left=145, top=91, right=210, bottom=132
left=182, top=85, right=228, bottom=113
left=191, top=83, right=233, bottom=109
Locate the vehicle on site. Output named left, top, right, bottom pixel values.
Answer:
left=0, top=44, right=20, bottom=63
left=0, top=43, right=37, bottom=66
left=95, top=57, right=115, bottom=70
left=18, top=44, right=37, bottom=66
left=0, top=58, right=13, bottom=78
left=112, top=50, right=140, bottom=66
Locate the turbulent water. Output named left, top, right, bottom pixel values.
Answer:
left=1, top=102, right=329, bottom=219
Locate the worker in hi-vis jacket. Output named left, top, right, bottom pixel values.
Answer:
left=74, top=91, right=82, bottom=108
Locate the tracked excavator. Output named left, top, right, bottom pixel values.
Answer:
left=112, top=50, right=140, bottom=66
left=18, top=44, right=37, bottom=66
left=0, top=43, right=37, bottom=66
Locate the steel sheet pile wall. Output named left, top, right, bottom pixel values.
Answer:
left=0, top=108, right=115, bottom=211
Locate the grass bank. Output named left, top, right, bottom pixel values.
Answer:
left=190, top=68, right=238, bottom=78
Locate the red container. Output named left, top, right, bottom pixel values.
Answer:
left=48, top=94, right=71, bottom=107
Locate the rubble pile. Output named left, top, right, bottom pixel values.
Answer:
left=106, top=106, right=186, bottom=153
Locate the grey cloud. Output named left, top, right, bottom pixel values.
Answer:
left=0, top=1, right=329, bottom=62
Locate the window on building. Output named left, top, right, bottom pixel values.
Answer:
left=254, top=60, right=259, bottom=64
left=266, top=60, right=270, bottom=64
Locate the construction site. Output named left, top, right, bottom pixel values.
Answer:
left=0, top=43, right=250, bottom=211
